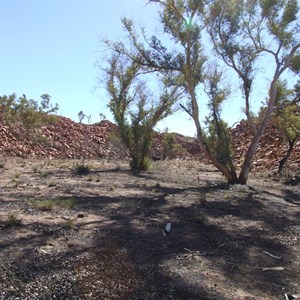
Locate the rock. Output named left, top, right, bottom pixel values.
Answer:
left=0, top=115, right=299, bottom=172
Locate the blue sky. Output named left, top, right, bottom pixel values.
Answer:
left=0, top=0, right=231, bottom=137
left=1, top=0, right=296, bottom=137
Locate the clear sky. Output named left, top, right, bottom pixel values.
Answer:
left=0, top=0, right=296, bottom=137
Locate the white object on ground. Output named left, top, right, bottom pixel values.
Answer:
left=163, top=222, right=172, bottom=236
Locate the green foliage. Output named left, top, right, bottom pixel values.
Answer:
left=277, top=105, right=300, bottom=141
left=12, top=172, right=20, bottom=179
left=290, top=53, right=300, bottom=74
left=30, top=199, right=56, bottom=211
left=205, top=119, right=233, bottom=167
left=130, top=156, right=151, bottom=171
left=103, top=53, right=181, bottom=172
left=162, top=132, right=186, bottom=159
left=204, top=66, right=234, bottom=168
left=0, top=93, right=59, bottom=125
left=62, top=198, right=77, bottom=209
left=103, top=0, right=299, bottom=184
left=272, top=80, right=300, bottom=173
left=260, top=0, right=299, bottom=43
left=274, top=80, right=300, bottom=142
left=63, top=219, right=75, bottom=229
left=0, top=93, right=59, bottom=136
left=30, top=198, right=76, bottom=211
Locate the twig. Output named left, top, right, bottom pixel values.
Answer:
left=184, top=248, right=193, bottom=253
left=263, top=250, right=282, bottom=260
left=262, top=266, right=285, bottom=271
left=271, top=282, right=285, bottom=289
left=184, top=248, right=209, bottom=256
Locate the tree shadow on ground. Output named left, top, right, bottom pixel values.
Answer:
left=282, top=189, right=300, bottom=206
left=0, top=169, right=299, bottom=299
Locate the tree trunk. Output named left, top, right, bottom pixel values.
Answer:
left=278, top=139, right=296, bottom=174
left=188, top=84, right=238, bottom=184
left=238, top=79, right=278, bottom=184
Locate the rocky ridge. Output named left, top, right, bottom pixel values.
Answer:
left=0, top=115, right=299, bottom=172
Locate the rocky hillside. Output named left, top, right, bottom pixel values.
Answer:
left=231, top=120, right=300, bottom=172
left=0, top=115, right=299, bottom=172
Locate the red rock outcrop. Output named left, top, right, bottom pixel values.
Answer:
left=231, top=120, right=300, bottom=172
left=0, top=115, right=299, bottom=172
left=0, top=117, right=117, bottom=159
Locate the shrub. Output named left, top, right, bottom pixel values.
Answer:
left=13, top=172, right=20, bottom=179
left=194, top=211, right=207, bottom=224
left=4, top=214, right=22, bottom=227
left=42, top=170, right=52, bottom=177
left=162, top=132, right=186, bottom=159
left=130, top=156, right=151, bottom=171
left=32, top=165, right=39, bottom=173
left=60, top=197, right=77, bottom=209
left=74, top=163, right=91, bottom=175
left=103, top=54, right=181, bottom=172
left=63, top=219, right=75, bottom=229
left=197, top=193, right=207, bottom=206
left=0, top=157, right=6, bottom=168
left=48, top=181, right=56, bottom=187
left=31, top=199, right=56, bottom=211
left=30, top=197, right=76, bottom=211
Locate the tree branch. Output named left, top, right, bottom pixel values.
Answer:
left=179, top=103, right=193, bottom=118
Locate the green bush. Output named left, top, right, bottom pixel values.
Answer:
left=162, top=132, right=186, bottom=159
left=30, top=197, right=76, bottom=211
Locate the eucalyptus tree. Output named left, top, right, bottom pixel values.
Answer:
left=104, top=53, right=181, bottom=171
left=104, top=0, right=299, bottom=184
left=0, top=93, right=58, bottom=132
left=104, top=0, right=241, bottom=182
left=0, top=93, right=59, bottom=158
left=206, top=0, right=300, bottom=183
left=273, top=80, right=300, bottom=174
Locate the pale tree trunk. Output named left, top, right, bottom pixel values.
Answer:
left=184, top=30, right=239, bottom=184
left=188, top=84, right=238, bottom=184
left=238, top=79, right=278, bottom=184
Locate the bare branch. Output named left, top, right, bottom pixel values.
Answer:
left=180, top=103, right=193, bottom=118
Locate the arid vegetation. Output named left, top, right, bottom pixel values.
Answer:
left=0, top=1, right=299, bottom=299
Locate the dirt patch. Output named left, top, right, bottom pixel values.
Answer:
left=0, top=158, right=299, bottom=299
